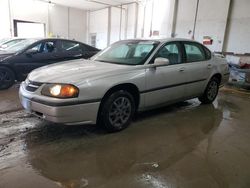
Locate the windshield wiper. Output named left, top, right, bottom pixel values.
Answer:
left=96, top=59, right=133, bottom=65
left=96, top=60, right=110, bottom=63
left=96, top=60, right=121, bottom=64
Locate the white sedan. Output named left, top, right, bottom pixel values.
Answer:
left=19, top=38, right=229, bottom=132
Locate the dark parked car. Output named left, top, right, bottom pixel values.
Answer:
left=0, top=38, right=100, bottom=89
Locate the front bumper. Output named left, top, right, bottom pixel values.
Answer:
left=19, top=82, right=100, bottom=125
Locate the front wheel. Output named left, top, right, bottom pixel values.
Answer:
left=99, top=90, right=135, bottom=132
left=0, top=67, right=15, bottom=90
left=199, top=77, right=220, bottom=104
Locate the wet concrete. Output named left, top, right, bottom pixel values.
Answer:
left=0, top=90, right=250, bottom=188
left=0, top=84, right=22, bottom=114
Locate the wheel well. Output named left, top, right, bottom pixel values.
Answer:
left=96, top=83, right=140, bottom=124
left=101, top=83, right=140, bottom=109
left=0, top=65, right=17, bottom=80
left=212, top=73, right=222, bottom=84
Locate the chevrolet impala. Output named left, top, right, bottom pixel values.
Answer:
left=19, top=39, right=229, bottom=132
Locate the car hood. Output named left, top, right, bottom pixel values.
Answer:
left=28, top=59, right=134, bottom=85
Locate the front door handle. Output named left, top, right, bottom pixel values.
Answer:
left=179, top=67, right=185, bottom=72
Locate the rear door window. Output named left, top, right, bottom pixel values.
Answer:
left=61, top=41, right=82, bottom=53
left=184, top=42, right=206, bottom=62
left=203, top=46, right=212, bottom=60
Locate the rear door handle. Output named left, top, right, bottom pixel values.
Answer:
left=207, top=64, right=212, bottom=69
left=73, top=54, right=83, bottom=58
left=179, top=67, right=185, bottom=72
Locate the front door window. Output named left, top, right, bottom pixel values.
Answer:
left=155, top=43, right=181, bottom=65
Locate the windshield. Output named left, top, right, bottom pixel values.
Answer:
left=0, top=38, right=10, bottom=45
left=92, top=41, right=159, bottom=65
left=0, top=39, right=26, bottom=49
left=3, top=39, right=38, bottom=53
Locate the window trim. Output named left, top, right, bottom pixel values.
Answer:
left=149, top=41, right=184, bottom=65
left=182, top=41, right=211, bottom=63
left=202, top=45, right=212, bottom=60
left=60, top=40, right=82, bottom=53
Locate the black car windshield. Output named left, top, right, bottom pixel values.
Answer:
left=0, top=39, right=26, bottom=49
left=0, top=38, right=10, bottom=45
left=4, top=39, right=39, bottom=53
left=92, top=41, right=159, bottom=65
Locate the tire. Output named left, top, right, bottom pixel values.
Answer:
left=0, top=67, right=15, bottom=90
left=99, top=90, right=135, bottom=132
left=199, top=77, right=220, bottom=104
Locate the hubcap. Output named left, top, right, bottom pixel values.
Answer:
left=0, top=70, right=11, bottom=85
left=207, top=81, right=218, bottom=101
left=108, top=97, right=132, bottom=128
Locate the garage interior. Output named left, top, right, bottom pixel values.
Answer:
left=0, top=0, right=250, bottom=188
left=1, top=0, right=249, bottom=53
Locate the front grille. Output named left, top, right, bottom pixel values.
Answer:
left=33, top=111, right=43, bottom=118
left=25, top=80, right=43, bottom=92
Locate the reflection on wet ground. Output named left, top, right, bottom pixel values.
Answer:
left=1, top=91, right=250, bottom=188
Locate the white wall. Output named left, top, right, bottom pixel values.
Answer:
left=49, top=5, right=68, bottom=38
left=9, top=0, right=48, bottom=36
left=89, top=8, right=108, bottom=49
left=11, top=0, right=48, bottom=24
left=88, top=3, right=139, bottom=49
left=150, top=0, right=173, bottom=38
left=195, top=0, right=230, bottom=52
left=0, top=0, right=11, bottom=37
left=0, top=0, right=87, bottom=43
left=110, top=7, right=125, bottom=44
left=137, top=0, right=174, bottom=38
left=126, top=3, right=137, bottom=39
left=175, top=0, right=197, bottom=39
left=135, top=0, right=250, bottom=54
left=224, top=0, right=250, bottom=54
left=174, top=0, right=231, bottom=52
left=49, top=5, right=87, bottom=42
left=1, top=0, right=250, bottom=53
left=69, top=8, right=87, bottom=43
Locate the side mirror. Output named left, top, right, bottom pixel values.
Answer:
left=25, top=48, right=38, bottom=56
left=153, top=57, right=170, bottom=67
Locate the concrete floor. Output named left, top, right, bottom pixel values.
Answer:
left=0, top=87, right=250, bottom=188
left=0, top=85, right=22, bottom=114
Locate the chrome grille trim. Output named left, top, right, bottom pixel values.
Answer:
left=25, top=80, right=43, bottom=92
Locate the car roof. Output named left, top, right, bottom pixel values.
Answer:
left=20, top=38, right=79, bottom=45
left=118, top=38, right=197, bottom=43
left=25, top=38, right=99, bottom=50
left=23, top=38, right=84, bottom=43
left=33, top=38, right=79, bottom=42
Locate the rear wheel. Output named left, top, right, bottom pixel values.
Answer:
left=0, top=67, right=15, bottom=90
left=199, top=77, right=220, bottom=104
left=99, top=90, right=135, bottom=132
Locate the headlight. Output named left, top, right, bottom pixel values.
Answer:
left=41, top=84, right=79, bottom=98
